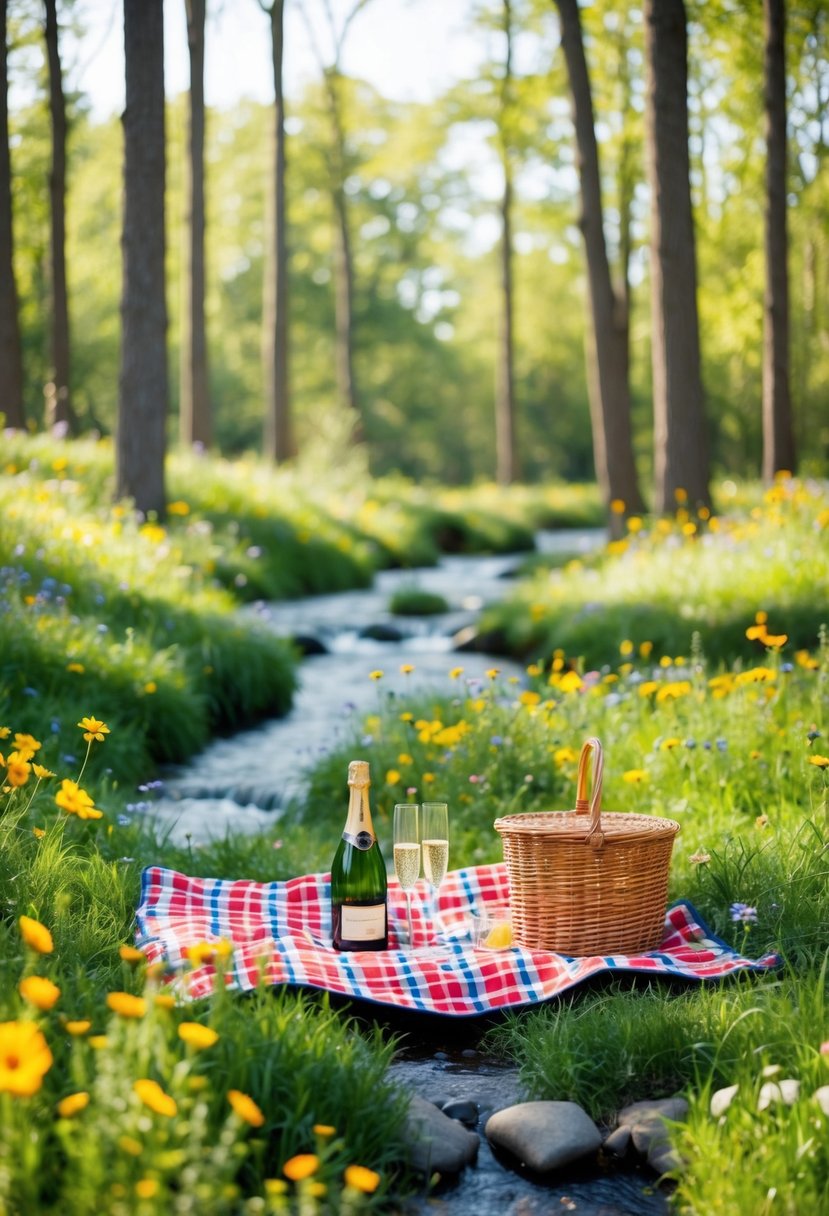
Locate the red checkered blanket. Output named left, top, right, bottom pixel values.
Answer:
left=135, top=863, right=779, bottom=1016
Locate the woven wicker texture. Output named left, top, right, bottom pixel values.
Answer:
left=494, top=737, right=680, bottom=955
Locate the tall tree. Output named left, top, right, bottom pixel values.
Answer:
left=495, top=0, right=518, bottom=485
left=299, top=0, right=372, bottom=424
left=762, top=0, right=796, bottom=480
left=117, top=0, right=167, bottom=516
left=180, top=0, right=211, bottom=448
left=644, top=0, right=710, bottom=511
left=554, top=0, right=645, bottom=526
left=259, top=0, right=293, bottom=462
left=0, top=0, right=24, bottom=430
left=43, top=0, right=73, bottom=432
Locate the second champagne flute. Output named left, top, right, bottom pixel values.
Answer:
left=393, top=802, right=419, bottom=948
left=421, top=801, right=449, bottom=937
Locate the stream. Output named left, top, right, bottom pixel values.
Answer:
left=144, top=526, right=670, bottom=1216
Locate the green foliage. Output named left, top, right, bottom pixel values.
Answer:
left=388, top=585, right=450, bottom=616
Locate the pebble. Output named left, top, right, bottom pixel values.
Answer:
left=442, top=1099, right=480, bottom=1126
left=614, top=1097, right=689, bottom=1176
left=484, top=1101, right=603, bottom=1174
left=405, top=1094, right=479, bottom=1175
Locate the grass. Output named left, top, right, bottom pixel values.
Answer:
left=387, top=585, right=450, bottom=615
left=2, top=438, right=828, bottom=1213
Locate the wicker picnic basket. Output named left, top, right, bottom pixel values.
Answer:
left=494, top=737, right=680, bottom=955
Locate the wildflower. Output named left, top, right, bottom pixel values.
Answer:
left=386, top=769, right=401, bottom=785
left=485, top=668, right=500, bottom=679
left=66, top=662, right=84, bottom=673
left=19, top=976, right=61, bottom=1011
left=228, top=1089, right=265, bottom=1127
left=313, top=1124, right=336, bottom=1137
left=0, top=1021, right=53, bottom=1096
left=4, top=751, right=31, bottom=787
left=143, top=682, right=157, bottom=694
left=118, top=944, right=146, bottom=965
left=399, top=711, right=414, bottom=722
left=399, top=664, right=415, bottom=675
left=32, top=763, right=55, bottom=780
left=639, top=641, right=654, bottom=658
left=746, top=624, right=767, bottom=641
left=133, top=1078, right=177, bottom=1117
left=660, top=738, right=682, bottom=751
left=64, top=1020, right=91, bottom=1036
left=186, top=939, right=233, bottom=966
left=554, top=747, right=578, bottom=766
left=55, top=779, right=103, bottom=820
left=177, top=1022, right=219, bottom=1050
left=397, top=753, right=413, bottom=766
left=449, top=666, right=464, bottom=679
left=422, top=772, right=435, bottom=784
left=756, top=815, right=769, bottom=828
left=135, top=1180, right=159, bottom=1200
left=619, top=640, right=634, bottom=657
left=656, top=681, right=691, bottom=702
left=674, top=487, right=688, bottom=504
left=558, top=671, right=583, bottom=693
left=32, top=827, right=46, bottom=839
left=57, top=1091, right=90, bottom=1118
left=795, top=649, right=819, bottom=671
left=19, top=916, right=54, bottom=954
left=13, top=732, right=41, bottom=757
left=77, top=716, right=110, bottom=743
left=526, top=662, right=542, bottom=677
left=344, top=1165, right=381, bottom=1194
left=154, top=994, right=177, bottom=1010
left=622, top=770, right=649, bottom=784
left=518, top=690, right=541, bottom=708
left=0, top=727, right=8, bottom=739
left=369, top=670, right=383, bottom=681
left=88, top=1035, right=109, bottom=1049
left=626, top=516, right=643, bottom=533
left=730, top=903, right=758, bottom=924
left=265, top=1180, right=289, bottom=1197
left=689, top=851, right=711, bottom=865
left=639, top=681, right=660, bottom=698
left=283, top=1154, right=319, bottom=1182
left=106, top=992, right=147, bottom=1019
left=167, top=500, right=190, bottom=515
left=809, top=755, right=829, bottom=769
left=610, top=499, right=625, bottom=514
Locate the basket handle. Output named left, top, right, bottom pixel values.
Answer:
left=575, top=737, right=604, bottom=848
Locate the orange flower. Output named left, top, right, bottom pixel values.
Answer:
left=19, top=976, right=61, bottom=1011
left=55, top=779, right=103, bottom=820
left=133, top=1078, right=177, bottom=1118
left=106, top=992, right=147, bottom=1019
left=19, top=916, right=54, bottom=954
left=283, top=1154, right=319, bottom=1182
left=4, top=751, right=31, bottom=787
left=57, top=1091, right=90, bottom=1118
left=228, top=1089, right=265, bottom=1127
left=77, top=716, right=110, bottom=743
left=0, top=1021, right=53, bottom=1096
left=64, top=1020, right=91, bottom=1036
left=177, top=1022, right=219, bottom=1050
left=118, top=945, right=146, bottom=965
left=344, top=1164, right=381, bottom=1194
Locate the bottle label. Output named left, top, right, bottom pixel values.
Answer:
left=342, top=830, right=374, bottom=851
left=341, top=902, right=386, bottom=941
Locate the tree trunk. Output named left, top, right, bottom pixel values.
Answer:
left=554, top=0, right=645, bottom=527
left=644, top=0, right=710, bottom=513
left=325, top=68, right=359, bottom=421
left=44, top=0, right=73, bottom=433
left=0, top=0, right=24, bottom=430
left=262, top=0, right=293, bottom=462
left=495, top=0, right=518, bottom=486
left=762, top=0, right=796, bottom=480
left=117, top=0, right=167, bottom=517
left=180, top=0, right=211, bottom=449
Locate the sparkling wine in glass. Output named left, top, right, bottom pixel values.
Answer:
left=421, top=801, right=449, bottom=937
left=393, top=803, right=419, bottom=948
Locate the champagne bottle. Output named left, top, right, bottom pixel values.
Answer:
left=330, top=760, right=388, bottom=951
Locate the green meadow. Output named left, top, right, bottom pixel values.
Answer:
left=1, top=437, right=828, bottom=1213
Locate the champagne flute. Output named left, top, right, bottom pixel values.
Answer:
left=421, top=801, right=449, bottom=939
left=393, top=803, right=420, bottom=948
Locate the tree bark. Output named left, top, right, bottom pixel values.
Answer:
left=0, top=0, right=24, bottom=430
left=44, top=0, right=73, bottom=433
left=117, top=0, right=167, bottom=517
left=180, top=0, right=211, bottom=449
left=495, top=0, right=518, bottom=486
left=644, top=0, right=710, bottom=512
left=554, top=0, right=645, bottom=526
left=762, top=0, right=796, bottom=480
left=262, top=0, right=293, bottom=461
left=326, top=67, right=359, bottom=420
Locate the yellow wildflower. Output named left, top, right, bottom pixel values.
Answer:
left=660, top=738, right=681, bottom=751
left=385, top=769, right=401, bottom=785
left=0, top=726, right=8, bottom=738
left=19, top=976, right=61, bottom=1011
left=397, top=753, right=413, bottom=766
left=13, top=733, right=41, bottom=757
left=265, top=1180, right=289, bottom=1196
left=77, top=716, right=110, bottom=743
left=135, top=1180, right=159, bottom=1200
left=485, top=668, right=500, bottom=679
left=118, top=1135, right=144, bottom=1156
left=32, top=764, right=55, bottom=780
left=32, top=827, right=46, bottom=839
left=185, top=939, right=233, bottom=966
left=57, top=1091, right=90, bottom=1118
left=639, top=641, right=654, bottom=658
left=619, top=640, right=634, bottom=657
left=622, top=770, right=649, bottom=784
left=283, top=1154, right=319, bottom=1182
left=557, top=671, right=583, bottom=693
left=88, top=1035, right=109, bottom=1049
left=399, top=664, right=415, bottom=675
left=4, top=751, right=31, bottom=787
left=66, top=662, right=85, bottom=673
left=518, top=690, right=541, bottom=708
left=369, top=670, right=383, bottom=681
left=167, top=500, right=190, bottom=515
left=795, top=650, right=819, bottom=670
left=154, top=994, right=177, bottom=1010
left=313, top=1124, right=336, bottom=1137
left=64, top=1020, right=91, bottom=1036
left=0, top=1021, right=53, bottom=1096
left=177, top=1022, right=219, bottom=1050
left=656, top=681, right=691, bottom=702
left=808, top=755, right=829, bottom=769
left=344, top=1165, right=381, bottom=1194
left=134, top=1078, right=177, bottom=1118
left=553, top=747, right=578, bottom=766
left=610, top=499, right=625, bottom=514
left=228, top=1089, right=265, bottom=1127
left=19, top=916, right=54, bottom=954
left=55, top=779, right=103, bottom=820
left=449, top=666, right=464, bottom=679
left=119, top=944, right=146, bottom=965
left=639, top=681, right=660, bottom=698
left=626, top=516, right=643, bottom=533
left=106, top=992, right=147, bottom=1019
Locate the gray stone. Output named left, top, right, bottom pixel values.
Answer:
left=617, top=1097, right=689, bottom=1128
left=647, top=1142, right=683, bottom=1176
left=602, top=1124, right=632, bottom=1157
left=484, top=1100, right=602, bottom=1174
left=758, top=1079, right=800, bottom=1111
left=616, top=1096, right=688, bottom=1172
left=405, top=1094, right=479, bottom=1176
left=813, top=1086, right=829, bottom=1116
left=441, top=1099, right=479, bottom=1126
left=710, top=1085, right=740, bottom=1117
left=359, top=623, right=404, bottom=642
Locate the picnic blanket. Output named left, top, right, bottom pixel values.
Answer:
left=135, top=863, right=779, bottom=1017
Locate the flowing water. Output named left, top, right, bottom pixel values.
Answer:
left=143, top=526, right=670, bottom=1215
